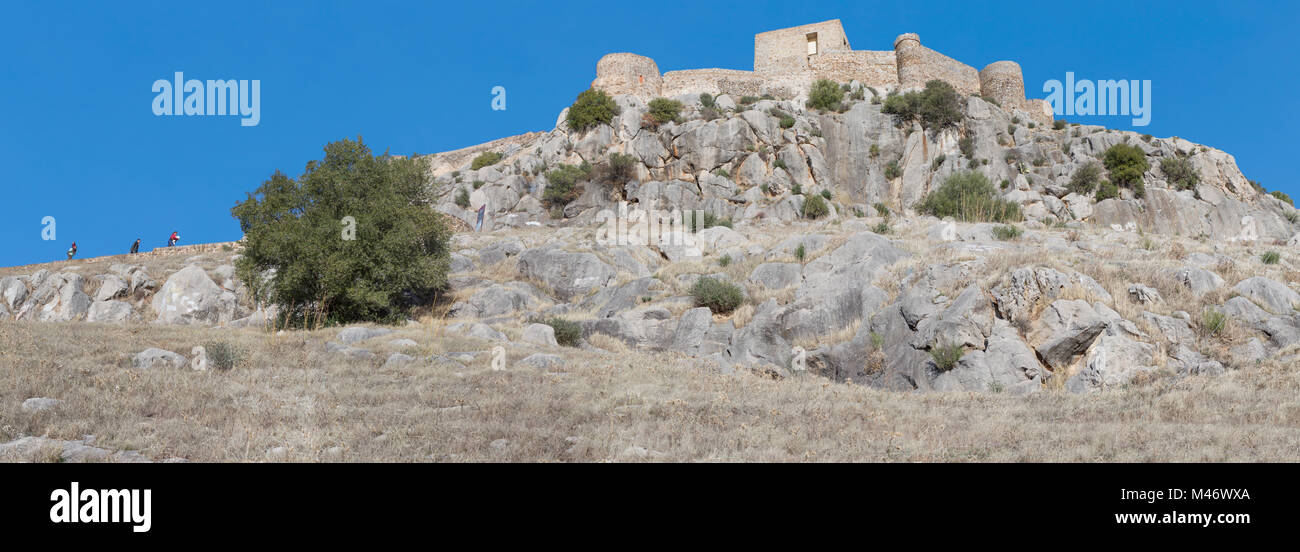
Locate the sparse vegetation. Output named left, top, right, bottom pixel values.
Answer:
left=1069, top=162, right=1102, bottom=194
left=807, top=79, right=845, bottom=112
left=1095, top=180, right=1120, bottom=202
left=1261, top=251, right=1281, bottom=265
left=204, top=342, right=242, bottom=371
left=542, top=162, right=591, bottom=206
left=992, top=225, right=1023, bottom=241
left=545, top=317, right=583, bottom=347
left=1200, top=309, right=1227, bottom=336
left=884, top=161, right=902, bottom=180
left=917, top=171, right=1023, bottom=223
left=1271, top=190, right=1294, bottom=206
left=455, top=188, right=470, bottom=208
left=801, top=193, right=830, bottom=219
left=794, top=244, right=806, bottom=262
left=882, top=80, right=963, bottom=129
left=690, top=277, right=743, bottom=315
left=1160, top=157, right=1199, bottom=191
left=648, top=97, right=684, bottom=125
left=1103, top=143, right=1149, bottom=198
left=470, top=151, right=502, bottom=170
left=873, top=202, right=891, bottom=218
left=929, top=343, right=964, bottom=371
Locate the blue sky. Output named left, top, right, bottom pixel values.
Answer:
left=2, top=0, right=1296, bottom=266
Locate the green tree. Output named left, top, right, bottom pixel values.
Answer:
left=566, top=88, right=621, bottom=132
left=231, top=138, right=451, bottom=327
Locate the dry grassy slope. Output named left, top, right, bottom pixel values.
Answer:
left=3, top=216, right=1300, bottom=461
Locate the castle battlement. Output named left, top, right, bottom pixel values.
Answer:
left=592, top=19, right=1052, bottom=124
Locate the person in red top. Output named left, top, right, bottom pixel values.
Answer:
left=168, top=231, right=180, bottom=247
left=66, top=242, right=77, bottom=261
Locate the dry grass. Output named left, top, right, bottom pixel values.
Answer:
left=3, top=320, right=1300, bottom=462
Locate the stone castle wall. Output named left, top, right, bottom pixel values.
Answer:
left=591, top=21, right=1048, bottom=119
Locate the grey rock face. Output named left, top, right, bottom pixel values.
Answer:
left=747, top=262, right=802, bottom=289
left=1028, top=300, right=1109, bottom=370
left=95, top=275, right=129, bottom=302
left=151, top=265, right=240, bottom=325
left=1232, top=277, right=1300, bottom=315
left=516, top=247, right=616, bottom=302
left=21, top=397, right=63, bottom=413
left=87, top=300, right=135, bottom=323
left=381, top=353, right=416, bottom=369
left=133, top=348, right=188, bottom=370
left=1128, top=284, right=1163, bottom=305
left=1173, top=266, right=1224, bottom=297
left=517, top=353, right=566, bottom=370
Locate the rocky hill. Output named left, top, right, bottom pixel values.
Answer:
left=3, top=84, right=1299, bottom=400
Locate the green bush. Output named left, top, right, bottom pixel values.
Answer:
left=231, top=137, right=451, bottom=326
left=739, top=95, right=761, bottom=105
left=648, top=97, right=684, bottom=124
left=790, top=183, right=803, bottom=196
left=931, top=154, right=946, bottom=171
left=794, top=244, right=806, bottom=262
left=917, top=171, right=1022, bottom=223
left=873, top=202, right=891, bottom=218
left=718, top=254, right=732, bottom=267
left=773, top=158, right=788, bottom=170
left=204, top=342, right=242, bottom=371
left=566, top=88, right=620, bottom=132
left=470, top=151, right=502, bottom=170
left=545, top=317, right=582, bottom=347
left=779, top=114, right=795, bottom=128
left=542, top=163, right=590, bottom=206
left=884, top=161, right=902, bottom=180
left=1262, top=251, right=1281, bottom=265
left=690, top=277, right=743, bottom=315
left=1271, top=190, right=1294, bottom=206
left=820, top=189, right=832, bottom=200
left=689, top=211, right=732, bottom=232
left=1095, top=180, right=1120, bottom=201
left=1160, top=157, right=1199, bottom=191
left=455, top=188, right=470, bottom=208
left=992, top=225, right=1023, bottom=241
left=873, top=221, right=890, bottom=234
left=958, top=136, right=975, bottom=159
left=881, top=80, right=963, bottom=129
left=472, top=180, right=485, bottom=190
left=1102, top=143, right=1149, bottom=198
left=802, top=193, right=830, bottom=219
left=807, top=79, right=845, bottom=112
left=929, top=343, right=964, bottom=371
left=1053, top=120, right=1067, bottom=130
left=699, top=93, right=715, bottom=108
left=597, top=153, right=638, bottom=189
left=1201, top=309, right=1227, bottom=336
left=1069, top=162, right=1103, bottom=194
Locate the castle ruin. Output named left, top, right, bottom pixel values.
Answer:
left=591, top=19, right=1053, bottom=124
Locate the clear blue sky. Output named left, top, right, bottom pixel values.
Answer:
left=2, top=0, right=1296, bottom=266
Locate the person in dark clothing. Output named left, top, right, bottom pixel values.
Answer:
left=130, top=239, right=140, bottom=254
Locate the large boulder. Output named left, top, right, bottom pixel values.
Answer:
left=1027, top=299, right=1109, bottom=370
left=151, top=266, right=240, bottom=325
left=1, top=276, right=28, bottom=311
left=133, top=348, right=188, bottom=370
left=521, top=323, right=559, bottom=347
left=1232, top=277, right=1300, bottom=315
left=516, top=247, right=616, bottom=302
left=87, top=300, right=135, bottom=323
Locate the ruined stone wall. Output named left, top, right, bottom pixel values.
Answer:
left=808, top=50, right=899, bottom=87
left=591, top=53, right=662, bottom=100
left=979, top=61, right=1025, bottom=108
left=893, top=33, right=981, bottom=95
left=661, top=69, right=765, bottom=98
left=754, top=19, right=851, bottom=75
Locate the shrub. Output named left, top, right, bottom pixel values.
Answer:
left=1160, top=157, right=1199, bottom=191
left=1095, top=180, right=1120, bottom=201
left=1262, top=251, right=1281, bottom=265
left=992, top=225, right=1023, bottom=241
left=472, top=180, right=485, bottom=190
left=1271, top=190, right=1294, bottom=206
left=873, top=221, right=890, bottom=234
left=718, top=254, right=732, bottom=267
left=869, top=144, right=880, bottom=157
left=773, top=158, right=788, bottom=170
left=929, top=343, right=964, bottom=371
left=1053, top=120, right=1067, bottom=130
left=596, top=153, right=638, bottom=190
left=1000, top=179, right=1010, bottom=190
left=739, top=95, right=761, bottom=105
left=794, top=244, right=806, bottom=262
left=542, top=163, right=590, bottom=206
left=470, top=151, right=502, bottom=170
left=1285, top=211, right=1299, bottom=224
left=689, top=211, right=732, bottom=232
left=204, top=342, right=242, bottom=371
left=648, top=97, right=683, bottom=124
left=778, top=114, right=795, bottom=129
left=884, top=161, right=902, bottom=180
left=1012, top=117, right=1021, bottom=125
left=699, top=93, right=715, bottom=108
left=691, top=277, right=743, bottom=315
left=545, top=317, right=582, bottom=347
left=1069, top=162, right=1103, bottom=194
left=790, top=183, right=802, bottom=196
left=873, top=202, right=891, bottom=218
left=1102, top=143, right=1149, bottom=197
left=454, top=188, right=470, bottom=208
left=1201, top=309, right=1227, bottom=336
left=881, top=80, right=963, bottom=129
left=802, top=194, right=830, bottom=219
left=807, top=79, right=845, bottom=111
left=917, top=171, right=1022, bottom=223
left=566, top=88, right=620, bottom=132
left=958, top=136, right=975, bottom=158
left=931, top=154, right=946, bottom=171
left=713, top=168, right=729, bottom=178
left=231, top=137, right=451, bottom=326
left=820, top=189, right=832, bottom=200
